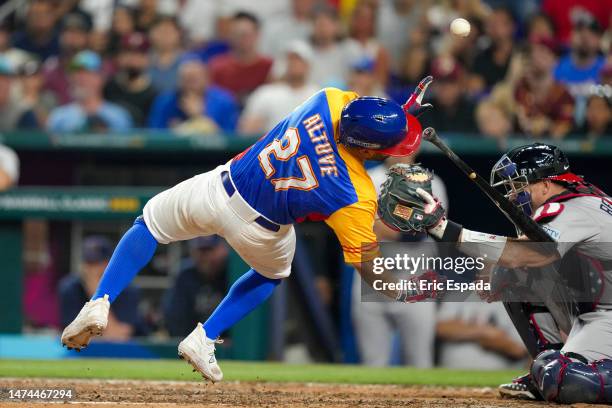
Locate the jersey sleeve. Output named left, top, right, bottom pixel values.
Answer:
left=325, top=199, right=380, bottom=263
left=537, top=203, right=598, bottom=257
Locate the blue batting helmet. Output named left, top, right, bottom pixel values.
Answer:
left=339, top=97, right=421, bottom=156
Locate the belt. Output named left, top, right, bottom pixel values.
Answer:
left=221, top=171, right=281, bottom=232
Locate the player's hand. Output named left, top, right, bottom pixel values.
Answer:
left=404, top=76, right=434, bottom=118
left=396, top=270, right=446, bottom=302
left=415, top=188, right=444, bottom=225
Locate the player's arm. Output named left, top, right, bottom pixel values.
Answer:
left=326, top=202, right=427, bottom=301
left=377, top=165, right=559, bottom=269
left=436, top=319, right=527, bottom=360
left=419, top=191, right=560, bottom=268
left=350, top=259, right=398, bottom=300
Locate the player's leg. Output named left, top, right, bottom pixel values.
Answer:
left=530, top=311, right=612, bottom=403
left=177, top=268, right=281, bottom=382
left=177, top=209, right=296, bottom=381
left=62, top=168, right=224, bottom=350
left=61, top=216, right=158, bottom=350
left=499, top=303, right=564, bottom=400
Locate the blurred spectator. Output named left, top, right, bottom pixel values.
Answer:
left=347, top=57, right=387, bottom=97
left=209, top=12, right=273, bottom=106
left=47, top=51, right=133, bottom=133
left=22, top=220, right=59, bottom=329
left=437, top=298, right=528, bottom=369
left=203, top=0, right=290, bottom=27
left=542, top=0, right=611, bottom=44
left=422, top=57, right=477, bottom=133
left=309, top=6, right=360, bottom=88
left=386, top=46, right=429, bottom=105
left=261, top=0, right=315, bottom=58
left=135, top=0, right=161, bottom=33
left=515, top=39, right=575, bottom=138
left=79, top=0, right=116, bottom=32
left=178, top=0, right=218, bottom=45
left=12, top=0, right=60, bottom=61
left=572, top=94, right=612, bottom=138
left=604, top=13, right=612, bottom=54
left=471, top=7, right=516, bottom=93
left=0, top=143, right=19, bottom=190
left=0, top=21, right=33, bottom=69
left=346, top=2, right=390, bottom=87
left=239, top=41, right=319, bottom=135
left=148, top=59, right=238, bottom=133
left=526, top=13, right=556, bottom=41
left=376, top=0, right=425, bottom=71
left=476, top=101, right=513, bottom=140
left=104, top=33, right=158, bottom=126
left=147, top=16, right=183, bottom=93
left=18, top=59, right=57, bottom=128
left=42, top=12, right=91, bottom=105
left=59, top=236, right=148, bottom=339
left=107, top=6, right=137, bottom=56
left=163, top=236, right=228, bottom=337
left=190, top=13, right=232, bottom=64
left=554, top=12, right=606, bottom=99
left=0, top=57, right=39, bottom=130
left=484, top=0, right=540, bottom=25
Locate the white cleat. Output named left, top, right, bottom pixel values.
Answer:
left=178, top=323, right=223, bottom=383
left=61, top=294, right=110, bottom=351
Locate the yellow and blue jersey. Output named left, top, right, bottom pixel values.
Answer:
left=230, top=88, right=378, bottom=262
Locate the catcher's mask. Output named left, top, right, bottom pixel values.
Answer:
left=490, top=154, right=533, bottom=216
left=490, top=143, right=571, bottom=217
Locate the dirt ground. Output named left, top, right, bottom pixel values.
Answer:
left=0, top=377, right=595, bottom=407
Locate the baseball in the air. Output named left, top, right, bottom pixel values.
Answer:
left=450, top=18, right=471, bottom=37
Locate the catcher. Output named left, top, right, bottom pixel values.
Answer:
left=378, top=143, right=612, bottom=404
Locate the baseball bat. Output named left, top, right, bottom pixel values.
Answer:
left=422, top=127, right=553, bottom=242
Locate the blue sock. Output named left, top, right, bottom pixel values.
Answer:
left=92, top=216, right=158, bottom=302
left=203, top=269, right=280, bottom=339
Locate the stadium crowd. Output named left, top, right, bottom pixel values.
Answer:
left=0, top=0, right=607, bottom=142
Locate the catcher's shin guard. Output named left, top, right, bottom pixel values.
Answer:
left=531, top=350, right=612, bottom=403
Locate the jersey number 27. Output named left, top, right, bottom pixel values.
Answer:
left=258, top=128, right=319, bottom=191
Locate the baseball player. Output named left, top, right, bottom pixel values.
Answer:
left=378, top=142, right=612, bottom=404
left=60, top=79, right=431, bottom=382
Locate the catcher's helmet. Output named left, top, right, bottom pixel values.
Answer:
left=506, top=143, right=570, bottom=183
left=490, top=143, right=572, bottom=216
left=339, top=96, right=422, bottom=157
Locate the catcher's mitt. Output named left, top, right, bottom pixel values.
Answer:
left=378, top=163, right=445, bottom=233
